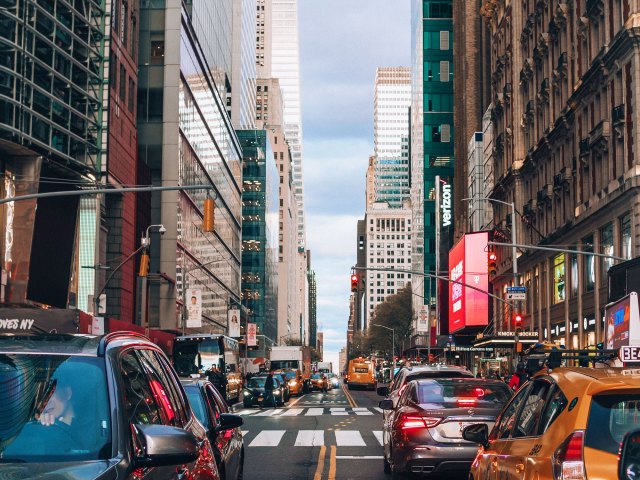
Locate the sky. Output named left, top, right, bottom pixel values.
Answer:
left=298, top=1, right=412, bottom=371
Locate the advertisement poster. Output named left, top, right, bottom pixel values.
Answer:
left=605, top=292, right=640, bottom=349
left=417, top=308, right=429, bottom=333
left=186, top=288, right=202, bottom=328
left=247, top=322, right=257, bottom=346
left=228, top=308, right=240, bottom=337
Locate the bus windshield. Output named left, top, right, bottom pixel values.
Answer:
left=173, top=339, right=221, bottom=376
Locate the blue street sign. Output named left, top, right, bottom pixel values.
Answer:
left=506, top=286, right=526, bottom=293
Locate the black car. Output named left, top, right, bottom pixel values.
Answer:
left=272, top=373, right=291, bottom=401
left=0, top=332, right=220, bottom=479
left=380, top=377, right=512, bottom=478
left=243, top=375, right=286, bottom=407
left=182, top=379, right=244, bottom=480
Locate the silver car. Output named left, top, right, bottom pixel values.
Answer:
left=380, top=378, right=512, bottom=478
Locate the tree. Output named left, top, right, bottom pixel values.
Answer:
left=283, top=337, right=302, bottom=346
left=369, top=284, right=413, bottom=358
left=349, top=330, right=372, bottom=359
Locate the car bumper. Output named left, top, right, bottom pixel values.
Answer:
left=392, top=443, right=477, bottom=475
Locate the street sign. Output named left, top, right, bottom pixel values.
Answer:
left=506, top=292, right=526, bottom=300
left=506, top=286, right=526, bottom=293
left=619, top=346, right=640, bottom=363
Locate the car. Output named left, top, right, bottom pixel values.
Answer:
left=380, top=377, right=512, bottom=478
left=377, top=364, right=475, bottom=412
left=243, top=375, right=286, bottom=407
left=328, top=372, right=340, bottom=389
left=181, top=379, right=244, bottom=480
left=269, top=372, right=291, bottom=401
left=277, top=368, right=305, bottom=396
left=310, top=373, right=329, bottom=392
left=464, top=365, right=640, bottom=480
left=0, top=332, right=220, bottom=479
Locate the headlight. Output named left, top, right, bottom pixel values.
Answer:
left=275, top=390, right=280, bottom=395
left=289, top=381, right=297, bottom=386
left=243, top=390, right=251, bottom=396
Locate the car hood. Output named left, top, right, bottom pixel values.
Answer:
left=246, top=387, right=265, bottom=394
left=0, top=460, right=117, bottom=480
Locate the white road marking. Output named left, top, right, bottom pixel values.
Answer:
left=374, top=407, right=384, bottom=413
left=280, top=408, right=304, bottom=416
left=242, top=430, right=249, bottom=436
left=305, top=408, right=324, bottom=416
left=373, top=431, right=383, bottom=445
left=330, top=407, right=348, bottom=416
left=295, top=430, right=325, bottom=446
left=248, top=430, right=286, bottom=447
left=353, top=408, right=373, bottom=415
left=335, top=430, right=366, bottom=446
left=253, top=409, right=282, bottom=417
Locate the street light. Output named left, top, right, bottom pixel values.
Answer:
left=370, top=323, right=395, bottom=378
left=140, top=224, right=165, bottom=336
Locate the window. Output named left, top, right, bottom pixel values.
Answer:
left=584, top=236, right=595, bottom=292
left=150, top=40, right=164, bottom=64
left=128, top=77, right=134, bottom=112
left=537, top=387, right=567, bottom=435
left=553, top=254, right=565, bottom=304
left=439, top=30, right=450, bottom=50
left=425, top=1, right=453, bottom=18
left=120, top=350, right=163, bottom=425
left=586, top=394, right=640, bottom=454
left=570, top=253, right=578, bottom=297
left=621, top=214, right=631, bottom=259
left=513, top=380, right=552, bottom=438
left=491, top=384, right=530, bottom=440
left=440, top=61, right=450, bottom=82
left=119, top=64, right=126, bottom=100
left=601, top=224, right=614, bottom=277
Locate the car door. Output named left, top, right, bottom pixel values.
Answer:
left=500, top=379, right=554, bottom=479
left=474, top=383, right=531, bottom=480
left=207, top=384, right=242, bottom=480
left=118, top=349, right=183, bottom=480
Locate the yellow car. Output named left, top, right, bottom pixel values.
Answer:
left=277, top=369, right=305, bottom=396
left=464, top=366, right=640, bottom=480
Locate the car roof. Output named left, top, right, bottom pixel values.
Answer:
left=411, top=377, right=507, bottom=385
left=539, top=366, right=640, bottom=395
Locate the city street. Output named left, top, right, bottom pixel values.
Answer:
left=233, top=385, right=387, bottom=480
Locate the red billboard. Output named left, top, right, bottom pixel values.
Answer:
left=448, top=232, right=489, bottom=333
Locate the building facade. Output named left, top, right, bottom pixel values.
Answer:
left=0, top=0, right=107, bottom=310
left=238, top=129, right=279, bottom=347
left=137, top=0, right=243, bottom=333
left=231, top=0, right=257, bottom=129
left=480, top=0, right=640, bottom=348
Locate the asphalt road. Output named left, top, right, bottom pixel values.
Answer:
left=232, top=384, right=386, bottom=480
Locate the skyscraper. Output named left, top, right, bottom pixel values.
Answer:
left=374, top=67, right=412, bottom=207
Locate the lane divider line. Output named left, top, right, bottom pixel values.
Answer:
left=341, top=385, right=357, bottom=408
left=313, top=445, right=327, bottom=480
left=328, top=445, right=337, bottom=480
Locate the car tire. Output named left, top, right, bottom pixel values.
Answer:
left=384, top=456, right=391, bottom=474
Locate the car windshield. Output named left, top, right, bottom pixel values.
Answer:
left=415, top=379, right=511, bottom=407
left=248, top=377, right=266, bottom=388
left=282, top=371, right=297, bottom=379
left=311, top=373, right=323, bottom=379
left=586, top=393, right=640, bottom=454
left=184, top=385, right=207, bottom=426
left=0, top=354, right=111, bottom=462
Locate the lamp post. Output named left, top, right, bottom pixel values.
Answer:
left=370, top=323, right=395, bottom=378
left=140, top=224, right=166, bottom=336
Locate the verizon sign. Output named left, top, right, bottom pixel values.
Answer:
left=441, top=184, right=452, bottom=227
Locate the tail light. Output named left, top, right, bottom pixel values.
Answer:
left=399, top=414, right=441, bottom=430
left=458, top=398, right=478, bottom=407
left=552, top=431, right=585, bottom=480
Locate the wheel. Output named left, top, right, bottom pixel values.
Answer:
left=384, top=456, right=391, bottom=474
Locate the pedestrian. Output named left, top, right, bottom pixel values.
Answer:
left=509, top=363, right=528, bottom=391
left=264, top=368, right=276, bottom=408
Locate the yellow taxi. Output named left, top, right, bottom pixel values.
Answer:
left=277, top=369, right=305, bottom=396
left=464, top=365, right=640, bottom=480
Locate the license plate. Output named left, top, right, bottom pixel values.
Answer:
left=258, top=396, right=264, bottom=401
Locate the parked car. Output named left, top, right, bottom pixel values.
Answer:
left=243, top=375, right=286, bottom=407
left=0, top=332, right=220, bottom=479
left=277, top=368, right=305, bottom=396
left=182, top=379, right=244, bottom=480
left=464, top=365, right=640, bottom=480
left=310, top=373, right=329, bottom=392
left=380, top=377, right=512, bottom=478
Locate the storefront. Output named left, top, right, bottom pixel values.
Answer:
left=472, top=330, right=540, bottom=375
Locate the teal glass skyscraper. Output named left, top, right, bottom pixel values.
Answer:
left=411, top=1, right=454, bottom=326
left=238, top=130, right=279, bottom=351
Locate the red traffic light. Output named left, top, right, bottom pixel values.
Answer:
left=488, top=252, right=497, bottom=261
left=350, top=274, right=359, bottom=292
left=514, top=313, right=523, bottom=326
left=488, top=251, right=498, bottom=277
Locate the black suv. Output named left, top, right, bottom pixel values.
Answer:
left=0, top=332, right=220, bottom=479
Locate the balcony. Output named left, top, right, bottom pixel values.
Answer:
left=557, top=51, right=568, bottom=74
left=579, top=138, right=591, bottom=157
left=613, top=104, right=625, bottom=125
left=586, top=0, right=605, bottom=19
left=589, top=119, right=610, bottom=153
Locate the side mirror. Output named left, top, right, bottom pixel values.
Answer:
left=619, top=429, right=640, bottom=480
left=379, top=399, right=394, bottom=410
left=377, top=386, right=389, bottom=397
left=216, top=413, right=244, bottom=433
left=462, top=424, right=490, bottom=450
left=133, top=424, right=199, bottom=468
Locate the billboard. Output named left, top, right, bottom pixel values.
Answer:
left=605, top=292, right=640, bottom=349
left=186, top=288, right=202, bottom=328
left=228, top=308, right=240, bottom=337
left=247, top=322, right=257, bottom=347
left=448, top=231, right=489, bottom=333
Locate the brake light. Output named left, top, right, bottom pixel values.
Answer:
left=552, top=431, right=585, bottom=480
left=458, top=398, right=478, bottom=406
left=399, top=414, right=441, bottom=430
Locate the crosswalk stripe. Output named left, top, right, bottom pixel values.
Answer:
left=242, top=430, right=249, bottom=436
left=280, top=408, right=304, bottom=416
left=330, top=407, right=348, bottom=416
left=248, top=430, right=286, bottom=447
left=305, top=408, right=324, bottom=416
left=335, top=430, right=366, bottom=446
left=295, top=430, right=324, bottom=446
left=373, top=431, right=383, bottom=446
left=253, top=409, right=282, bottom=417
left=353, top=409, right=373, bottom=415
left=374, top=407, right=384, bottom=413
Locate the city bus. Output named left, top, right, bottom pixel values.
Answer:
left=346, top=356, right=376, bottom=390
left=173, top=334, right=243, bottom=402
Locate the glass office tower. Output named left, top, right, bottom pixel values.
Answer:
left=238, top=129, right=279, bottom=350
left=411, top=0, right=454, bottom=330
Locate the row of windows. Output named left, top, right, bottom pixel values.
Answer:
left=369, top=258, right=411, bottom=264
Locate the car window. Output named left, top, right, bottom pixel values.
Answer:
left=513, top=379, right=552, bottom=438
left=415, top=379, right=511, bottom=407
left=185, top=385, right=209, bottom=427
left=490, top=383, right=530, bottom=440
left=536, top=385, right=567, bottom=435
left=138, top=349, right=188, bottom=427
left=208, top=384, right=229, bottom=414
left=391, top=370, right=405, bottom=391
left=120, top=350, right=165, bottom=425
left=586, top=394, right=640, bottom=454
left=205, top=385, right=222, bottom=427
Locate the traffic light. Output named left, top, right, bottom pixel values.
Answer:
left=203, top=194, right=215, bottom=232
left=351, top=274, right=359, bottom=292
left=138, top=250, right=149, bottom=277
left=488, top=250, right=497, bottom=278
left=514, top=312, right=523, bottom=331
